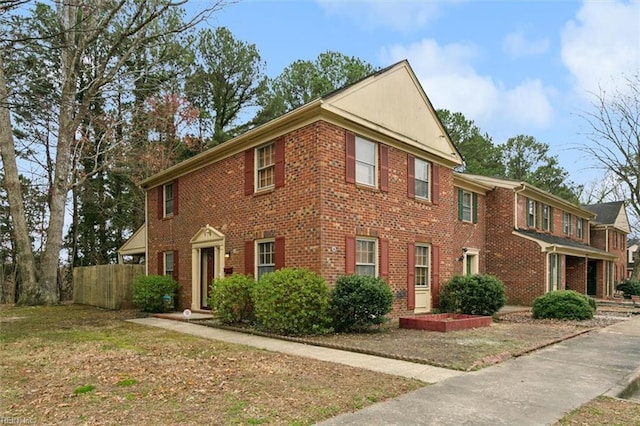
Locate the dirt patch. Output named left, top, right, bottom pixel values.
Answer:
left=554, top=396, right=640, bottom=425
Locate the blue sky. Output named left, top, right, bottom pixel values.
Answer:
left=198, top=0, right=640, bottom=191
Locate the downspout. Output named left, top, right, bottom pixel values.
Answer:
left=144, top=189, right=148, bottom=276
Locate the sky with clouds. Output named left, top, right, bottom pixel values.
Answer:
left=205, top=0, right=640, bottom=188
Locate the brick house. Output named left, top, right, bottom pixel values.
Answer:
left=134, top=59, right=629, bottom=313
left=137, top=60, right=496, bottom=315
left=468, top=175, right=624, bottom=305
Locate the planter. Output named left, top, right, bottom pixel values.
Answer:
left=399, top=313, right=492, bottom=332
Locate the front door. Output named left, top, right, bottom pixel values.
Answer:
left=587, top=260, right=597, bottom=296
left=200, top=248, right=215, bottom=309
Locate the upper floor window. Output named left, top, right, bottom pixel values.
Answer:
left=355, top=136, right=377, bottom=187
left=163, top=182, right=174, bottom=217
left=414, top=158, right=430, bottom=200
left=256, top=239, right=275, bottom=279
left=563, top=212, right=572, bottom=235
left=576, top=218, right=584, bottom=239
left=457, top=189, right=478, bottom=223
left=527, top=199, right=537, bottom=228
left=356, top=237, right=377, bottom=277
left=256, top=143, right=275, bottom=190
left=541, top=205, right=552, bottom=231
left=415, top=244, right=430, bottom=288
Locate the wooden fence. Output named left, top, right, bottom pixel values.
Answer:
left=73, top=264, right=145, bottom=310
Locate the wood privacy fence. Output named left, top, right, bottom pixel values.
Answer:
left=73, top=264, right=145, bottom=310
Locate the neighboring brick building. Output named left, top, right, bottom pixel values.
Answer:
left=134, top=60, right=629, bottom=313
left=469, top=175, right=624, bottom=305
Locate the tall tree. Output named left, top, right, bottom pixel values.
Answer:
left=501, top=135, right=578, bottom=202
left=252, top=51, right=377, bottom=126
left=580, top=74, right=640, bottom=278
left=436, top=109, right=505, bottom=176
left=185, top=27, right=267, bottom=146
left=1, top=0, right=228, bottom=305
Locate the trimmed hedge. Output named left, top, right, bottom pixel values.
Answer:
left=439, top=274, right=506, bottom=316
left=532, top=290, right=594, bottom=320
left=208, top=274, right=255, bottom=324
left=616, top=280, right=640, bottom=298
left=132, top=274, right=179, bottom=313
left=330, top=275, right=394, bottom=332
left=252, top=268, right=332, bottom=336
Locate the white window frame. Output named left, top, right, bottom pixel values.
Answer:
left=563, top=212, right=572, bottom=235
left=415, top=243, right=430, bottom=288
left=256, top=239, right=275, bottom=279
left=355, top=237, right=377, bottom=277
left=255, top=143, right=275, bottom=191
left=355, top=136, right=377, bottom=187
left=164, top=251, right=174, bottom=277
left=541, top=205, right=550, bottom=231
left=414, top=158, right=430, bottom=200
left=548, top=253, right=561, bottom=292
left=527, top=199, right=537, bottom=227
left=462, top=191, right=473, bottom=223
left=163, top=182, right=174, bottom=217
left=576, top=218, right=584, bottom=239
left=463, top=248, right=480, bottom=275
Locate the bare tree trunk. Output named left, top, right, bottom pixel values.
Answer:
left=631, top=249, right=640, bottom=281
left=0, top=55, right=39, bottom=304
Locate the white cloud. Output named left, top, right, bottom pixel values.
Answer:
left=561, top=0, right=640, bottom=98
left=503, top=32, right=550, bottom=57
left=379, top=39, right=554, bottom=130
left=315, top=0, right=442, bottom=32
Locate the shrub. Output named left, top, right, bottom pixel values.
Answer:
left=330, top=275, right=394, bottom=332
left=616, top=280, right=640, bottom=298
left=439, top=274, right=506, bottom=316
left=208, top=274, right=255, bottom=324
left=532, top=290, right=594, bottom=320
left=132, top=274, right=179, bottom=313
left=587, top=296, right=597, bottom=312
left=252, top=268, right=332, bottom=336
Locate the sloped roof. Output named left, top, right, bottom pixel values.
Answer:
left=117, top=225, right=145, bottom=256
left=515, top=229, right=616, bottom=260
left=140, top=60, right=462, bottom=189
left=581, top=201, right=628, bottom=229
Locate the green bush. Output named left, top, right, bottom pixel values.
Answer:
left=132, top=274, right=179, bottom=313
left=532, top=290, right=594, bottom=320
left=616, top=280, right=640, bottom=298
left=208, top=274, right=255, bottom=324
left=330, top=275, right=394, bottom=332
left=587, top=296, right=597, bottom=312
left=439, top=274, right=506, bottom=316
left=252, top=268, right=332, bottom=336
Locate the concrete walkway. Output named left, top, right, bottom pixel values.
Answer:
left=127, top=317, right=463, bottom=383
left=128, top=315, right=640, bottom=425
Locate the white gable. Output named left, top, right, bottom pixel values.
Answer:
left=118, top=225, right=146, bottom=256
left=323, top=61, right=462, bottom=165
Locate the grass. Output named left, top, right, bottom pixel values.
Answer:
left=555, top=396, right=640, bottom=426
left=0, top=305, right=423, bottom=425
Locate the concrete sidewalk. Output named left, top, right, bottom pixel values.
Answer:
left=127, top=317, right=463, bottom=383
left=128, top=315, right=640, bottom=425
left=319, top=316, right=640, bottom=426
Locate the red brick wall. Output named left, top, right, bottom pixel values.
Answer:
left=147, top=120, right=461, bottom=315
left=566, top=256, right=587, bottom=293
left=453, top=191, right=487, bottom=274
left=485, top=188, right=546, bottom=305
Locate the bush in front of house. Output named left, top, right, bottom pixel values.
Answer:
left=252, top=268, right=332, bottom=336
left=330, top=274, right=394, bottom=332
left=532, top=290, right=594, bottom=320
left=132, top=274, right=179, bottom=313
left=439, top=274, right=507, bottom=316
left=616, top=280, right=640, bottom=298
left=208, top=274, right=255, bottom=324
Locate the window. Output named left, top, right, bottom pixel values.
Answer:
left=576, top=218, right=584, bottom=239
left=563, top=212, right=572, bottom=235
left=355, top=136, right=377, bottom=186
left=256, top=143, right=275, bottom=190
left=462, top=191, right=473, bottom=222
left=542, top=205, right=551, bottom=231
left=164, top=251, right=174, bottom=277
left=164, top=182, right=174, bottom=217
left=527, top=199, right=537, bottom=227
left=415, top=244, right=430, bottom=288
left=356, top=238, right=377, bottom=277
left=464, top=250, right=479, bottom=275
left=256, top=240, right=275, bottom=279
left=414, top=158, right=430, bottom=200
